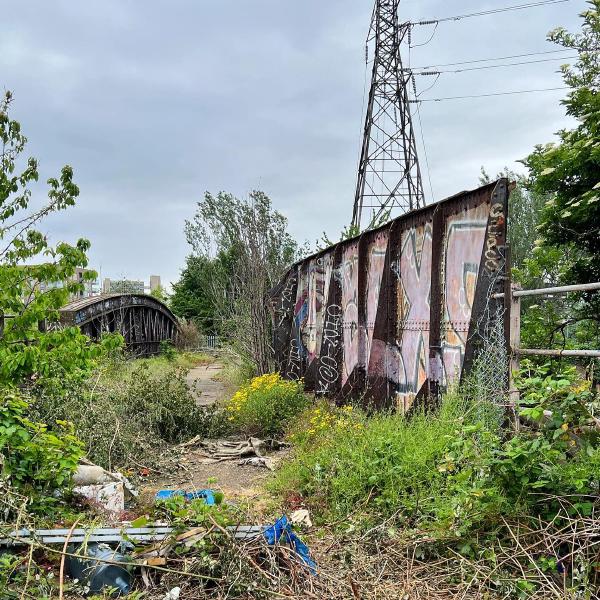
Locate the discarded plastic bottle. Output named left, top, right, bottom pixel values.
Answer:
left=66, top=543, right=131, bottom=596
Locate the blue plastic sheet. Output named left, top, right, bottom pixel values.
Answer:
left=155, top=489, right=216, bottom=505
left=263, top=515, right=317, bottom=575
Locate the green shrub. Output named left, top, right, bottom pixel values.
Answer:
left=273, top=370, right=600, bottom=536
left=0, top=391, right=84, bottom=512
left=225, top=373, right=309, bottom=437
left=33, top=359, right=229, bottom=470
left=159, top=340, right=177, bottom=361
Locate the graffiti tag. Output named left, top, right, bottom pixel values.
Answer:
left=484, top=202, right=505, bottom=275
left=316, top=304, right=342, bottom=393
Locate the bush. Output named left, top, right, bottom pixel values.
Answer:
left=273, top=394, right=477, bottom=529
left=0, top=391, right=83, bottom=512
left=33, top=359, right=229, bottom=470
left=175, top=319, right=202, bottom=350
left=159, top=340, right=177, bottom=361
left=225, top=373, right=309, bottom=437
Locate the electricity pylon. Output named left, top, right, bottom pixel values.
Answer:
left=352, top=0, right=425, bottom=230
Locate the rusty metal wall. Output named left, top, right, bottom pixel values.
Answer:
left=268, top=180, right=509, bottom=409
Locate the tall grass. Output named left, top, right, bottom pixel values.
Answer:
left=272, top=394, right=482, bottom=526
left=273, top=385, right=600, bottom=538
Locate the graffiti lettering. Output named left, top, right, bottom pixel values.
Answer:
left=365, top=235, right=388, bottom=369
left=484, top=202, right=505, bottom=275
left=341, top=244, right=359, bottom=384
left=316, top=304, right=341, bottom=393
left=277, top=275, right=297, bottom=326
left=288, top=338, right=302, bottom=380
left=441, top=209, right=488, bottom=384
left=268, top=182, right=508, bottom=408
left=394, top=224, right=432, bottom=406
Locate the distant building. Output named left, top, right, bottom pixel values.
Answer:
left=103, top=278, right=144, bottom=294
left=149, top=275, right=161, bottom=292
left=38, top=267, right=99, bottom=299
left=103, top=275, right=161, bottom=295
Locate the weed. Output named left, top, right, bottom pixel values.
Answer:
left=159, top=339, right=177, bottom=360
left=274, top=368, right=600, bottom=535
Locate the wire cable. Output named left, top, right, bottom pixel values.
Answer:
left=410, top=49, right=576, bottom=70
left=411, top=54, right=577, bottom=75
left=412, top=0, right=573, bottom=26
left=411, top=86, right=569, bottom=102
left=409, top=22, right=438, bottom=48
left=416, top=99, right=435, bottom=204
left=408, top=44, right=434, bottom=205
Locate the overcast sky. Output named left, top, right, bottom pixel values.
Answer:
left=1, top=0, right=586, bottom=288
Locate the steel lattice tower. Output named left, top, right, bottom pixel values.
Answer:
left=352, top=0, right=425, bottom=230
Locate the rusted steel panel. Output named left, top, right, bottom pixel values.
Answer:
left=269, top=180, right=509, bottom=408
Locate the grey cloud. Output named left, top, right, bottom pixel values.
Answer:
left=1, top=0, right=586, bottom=286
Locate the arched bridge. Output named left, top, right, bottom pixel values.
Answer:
left=59, top=294, right=179, bottom=356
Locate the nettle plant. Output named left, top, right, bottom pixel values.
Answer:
left=0, top=91, right=121, bottom=391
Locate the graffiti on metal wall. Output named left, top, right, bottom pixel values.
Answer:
left=441, top=204, right=489, bottom=386
left=269, top=180, right=509, bottom=408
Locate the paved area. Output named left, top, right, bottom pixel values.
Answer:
left=186, top=362, right=226, bottom=406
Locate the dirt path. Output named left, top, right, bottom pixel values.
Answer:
left=141, top=362, right=286, bottom=503
left=186, top=362, right=226, bottom=406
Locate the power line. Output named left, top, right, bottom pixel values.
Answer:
left=410, top=86, right=569, bottom=102
left=415, top=102, right=435, bottom=203
left=410, top=49, right=575, bottom=70
left=412, top=0, right=573, bottom=26
left=412, top=54, right=577, bottom=75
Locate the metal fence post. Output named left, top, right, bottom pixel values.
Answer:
left=508, top=283, right=521, bottom=428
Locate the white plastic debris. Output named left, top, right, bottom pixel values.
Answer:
left=163, top=587, right=181, bottom=600
left=73, top=482, right=125, bottom=514
left=73, top=464, right=114, bottom=486
left=290, top=509, right=312, bottom=528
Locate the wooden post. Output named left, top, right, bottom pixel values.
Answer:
left=508, top=283, right=521, bottom=429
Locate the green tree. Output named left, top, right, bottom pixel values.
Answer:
left=524, top=1, right=600, bottom=293
left=521, top=2, right=600, bottom=356
left=0, top=91, right=120, bottom=391
left=0, top=91, right=122, bottom=512
left=171, top=255, right=221, bottom=332
left=184, top=190, right=299, bottom=372
left=149, top=283, right=169, bottom=304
